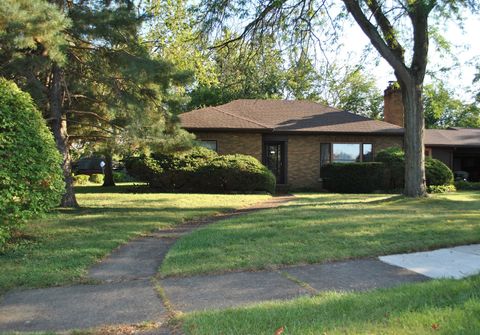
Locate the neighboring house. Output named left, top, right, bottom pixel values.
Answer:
left=179, top=88, right=480, bottom=188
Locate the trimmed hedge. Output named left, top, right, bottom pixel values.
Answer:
left=455, top=181, right=480, bottom=190
left=322, top=147, right=455, bottom=194
left=321, top=162, right=384, bottom=193
left=0, top=78, right=64, bottom=248
left=73, top=174, right=90, bottom=185
left=89, top=173, right=104, bottom=184
left=125, top=147, right=275, bottom=193
left=427, top=184, right=456, bottom=194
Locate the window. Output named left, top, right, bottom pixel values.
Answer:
left=362, top=144, right=373, bottom=162
left=322, top=143, right=374, bottom=165
left=320, top=143, right=331, bottom=167
left=198, top=140, right=217, bottom=152
left=333, top=143, right=361, bottom=162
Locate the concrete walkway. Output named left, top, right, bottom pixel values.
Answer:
left=0, top=196, right=293, bottom=334
left=380, top=244, right=480, bottom=279
left=0, top=195, right=477, bottom=334
left=160, top=259, right=426, bottom=313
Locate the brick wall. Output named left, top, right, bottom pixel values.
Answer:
left=191, top=131, right=403, bottom=189
left=287, top=134, right=404, bottom=189
left=193, top=132, right=262, bottom=161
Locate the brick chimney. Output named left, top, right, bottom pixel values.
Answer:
left=383, top=82, right=404, bottom=127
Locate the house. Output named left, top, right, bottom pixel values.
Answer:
left=179, top=89, right=480, bottom=188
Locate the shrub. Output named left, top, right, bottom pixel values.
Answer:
left=454, top=181, right=480, bottom=190
left=113, top=171, right=133, bottom=183
left=89, top=173, right=104, bottom=184
left=427, top=184, right=456, bottom=194
left=425, top=158, right=454, bottom=186
left=124, top=155, right=162, bottom=185
left=73, top=174, right=90, bottom=185
left=197, top=155, right=276, bottom=193
left=0, top=78, right=64, bottom=248
left=321, top=163, right=384, bottom=193
left=375, top=147, right=405, bottom=189
left=126, top=147, right=275, bottom=193
left=375, top=147, right=454, bottom=189
left=375, top=146, right=404, bottom=163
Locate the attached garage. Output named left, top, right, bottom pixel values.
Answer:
left=425, top=128, right=480, bottom=181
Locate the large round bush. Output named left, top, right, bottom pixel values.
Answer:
left=126, top=147, right=275, bottom=193
left=375, top=147, right=454, bottom=189
left=425, top=157, right=453, bottom=186
left=0, top=79, right=64, bottom=247
left=198, top=154, right=276, bottom=193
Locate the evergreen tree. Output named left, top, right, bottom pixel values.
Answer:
left=1, top=0, right=190, bottom=205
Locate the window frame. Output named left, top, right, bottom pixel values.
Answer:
left=198, top=140, right=218, bottom=152
left=321, top=142, right=374, bottom=166
left=362, top=143, right=374, bottom=162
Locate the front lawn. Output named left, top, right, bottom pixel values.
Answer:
left=161, top=192, right=480, bottom=277
left=0, top=185, right=269, bottom=294
left=180, top=274, right=480, bottom=335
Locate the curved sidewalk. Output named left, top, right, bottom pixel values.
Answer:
left=1, top=194, right=477, bottom=334
left=0, top=196, right=293, bottom=334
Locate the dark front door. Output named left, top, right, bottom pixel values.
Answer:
left=264, top=141, right=286, bottom=184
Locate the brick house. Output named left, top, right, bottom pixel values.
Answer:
left=179, top=91, right=480, bottom=188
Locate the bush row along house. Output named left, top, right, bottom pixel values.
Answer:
left=179, top=87, right=480, bottom=189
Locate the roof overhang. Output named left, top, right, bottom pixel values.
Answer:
left=183, top=127, right=405, bottom=137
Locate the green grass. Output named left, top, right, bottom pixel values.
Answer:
left=161, top=192, right=480, bottom=277
left=180, top=275, right=480, bottom=335
left=0, top=184, right=269, bottom=293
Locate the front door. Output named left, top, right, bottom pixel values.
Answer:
left=263, top=141, right=286, bottom=184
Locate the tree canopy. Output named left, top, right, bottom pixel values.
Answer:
left=424, top=82, right=480, bottom=128
left=1, top=0, right=192, bottom=206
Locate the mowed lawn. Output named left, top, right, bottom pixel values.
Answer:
left=161, top=191, right=480, bottom=277
left=181, top=275, right=480, bottom=335
left=0, top=185, right=269, bottom=293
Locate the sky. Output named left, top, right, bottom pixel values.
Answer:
left=337, top=12, right=480, bottom=102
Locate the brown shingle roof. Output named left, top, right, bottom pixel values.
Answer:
left=425, top=127, right=480, bottom=147
left=180, top=99, right=403, bottom=135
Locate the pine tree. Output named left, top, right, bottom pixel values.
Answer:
left=1, top=0, right=190, bottom=205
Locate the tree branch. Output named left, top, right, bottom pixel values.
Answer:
left=408, top=1, right=435, bottom=83
left=365, top=0, right=405, bottom=60
left=342, top=0, right=411, bottom=84
left=66, top=110, right=123, bottom=129
left=210, top=0, right=288, bottom=49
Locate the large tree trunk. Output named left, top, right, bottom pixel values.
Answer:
left=401, top=79, right=427, bottom=197
left=102, top=152, right=116, bottom=187
left=50, top=64, right=79, bottom=208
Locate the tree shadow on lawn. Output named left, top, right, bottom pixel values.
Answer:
left=163, top=197, right=480, bottom=275
left=285, top=192, right=480, bottom=211
left=0, top=203, right=240, bottom=292
left=73, top=184, right=147, bottom=194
